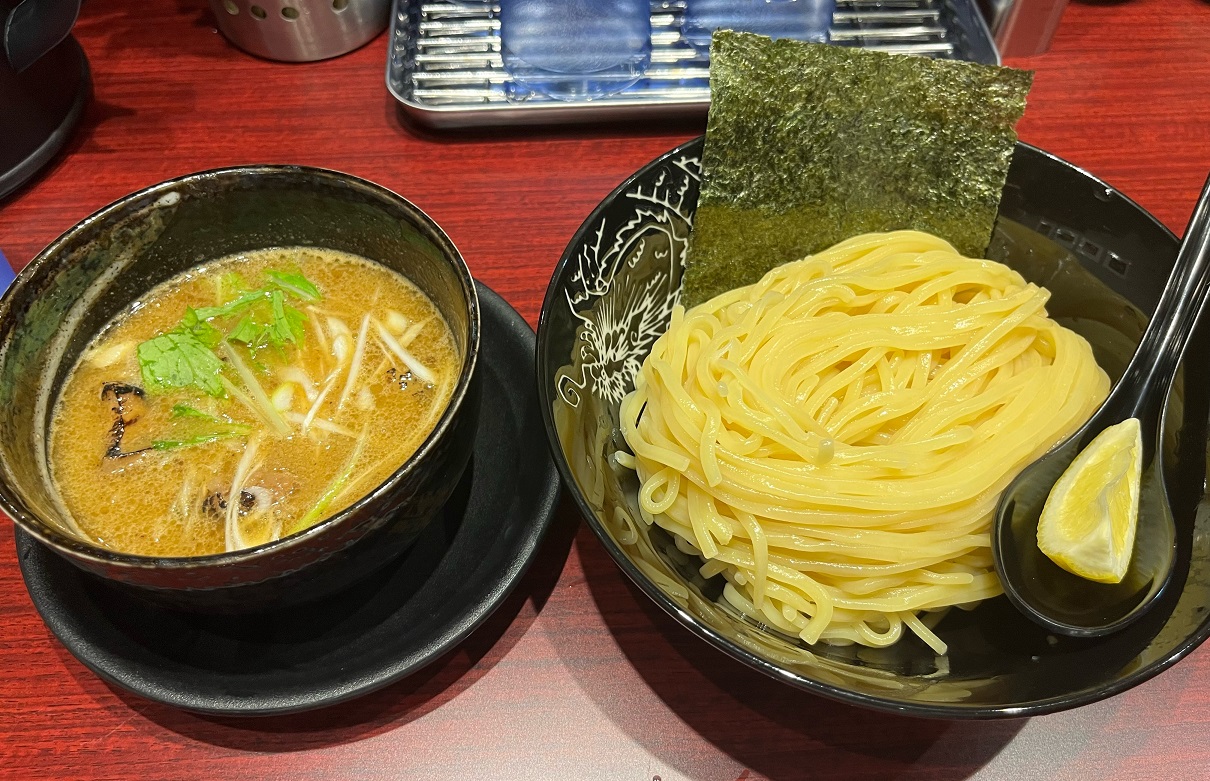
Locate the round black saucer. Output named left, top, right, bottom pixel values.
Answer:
left=14, top=282, right=560, bottom=716
left=1, top=37, right=91, bottom=201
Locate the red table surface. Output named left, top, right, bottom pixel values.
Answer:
left=2, top=1, right=1210, bottom=779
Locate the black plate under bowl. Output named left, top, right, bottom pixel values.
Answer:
left=15, top=283, right=559, bottom=716
left=537, top=136, right=1210, bottom=718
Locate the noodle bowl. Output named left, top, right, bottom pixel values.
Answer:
left=619, top=230, right=1109, bottom=653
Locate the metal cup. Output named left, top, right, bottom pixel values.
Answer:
left=209, top=0, right=390, bottom=62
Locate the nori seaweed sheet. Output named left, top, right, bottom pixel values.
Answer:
left=683, top=32, right=1034, bottom=306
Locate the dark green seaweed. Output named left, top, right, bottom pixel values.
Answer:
left=683, top=32, right=1034, bottom=306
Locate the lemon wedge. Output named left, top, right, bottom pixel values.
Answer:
left=1036, top=418, right=1142, bottom=584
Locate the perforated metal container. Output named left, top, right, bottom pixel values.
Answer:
left=211, top=0, right=390, bottom=62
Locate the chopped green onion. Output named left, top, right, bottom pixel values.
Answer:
left=288, top=429, right=367, bottom=535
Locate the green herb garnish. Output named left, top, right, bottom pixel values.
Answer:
left=226, top=316, right=266, bottom=348
left=223, top=291, right=305, bottom=352
left=136, top=268, right=322, bottom=395
left=171, top=403, right=218, bottom=420
left=265, top=270, right=321, bottom=302
left=153, top=404, right=253, bottom=450
left=192, top=289, right=269, bottom=323
left=137, top=331, right=227, bottom=397
left=151, top=430, right=249, bottom=451
left=266, top=289, right=307, bottom=346
left=198, top=271, right=316, bottom=352
left=180, top=308, right=224, bottom=348
left=683, top=33, right=1034, bottom=306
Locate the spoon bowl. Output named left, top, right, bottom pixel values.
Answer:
left=993, top=424, right=1176, bottom=636
left=993, top=173, right=1210, bottom=636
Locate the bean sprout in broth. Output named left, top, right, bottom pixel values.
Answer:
left=49, top=247, right=459, bottom=557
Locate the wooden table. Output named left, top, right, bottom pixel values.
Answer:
left=2, top=1, right=1210, bottom=778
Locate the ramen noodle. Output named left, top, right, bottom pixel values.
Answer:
left=619, top=230, right=1108, bottom=653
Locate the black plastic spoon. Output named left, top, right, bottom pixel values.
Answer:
left=992, top=173, right=1210, bottom=637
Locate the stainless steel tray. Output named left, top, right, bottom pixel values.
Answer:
left=387, top=0, right=999, bottom=129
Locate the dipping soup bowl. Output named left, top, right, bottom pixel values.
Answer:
left=0, top=166, right=481, bottom=612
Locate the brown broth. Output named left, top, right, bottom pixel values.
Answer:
left=49, top=247, right=459, bottom=557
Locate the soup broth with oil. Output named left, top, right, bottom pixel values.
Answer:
left=50, top=247, right=459, bottom=557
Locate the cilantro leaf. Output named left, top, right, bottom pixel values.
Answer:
left=266, top=270, right=321, bottom=302
left=137, top=331, right=226, bottom=397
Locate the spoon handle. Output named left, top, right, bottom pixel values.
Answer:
left=1099, top=174, right=1210, bottom=438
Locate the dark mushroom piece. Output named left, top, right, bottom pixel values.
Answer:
left=201, top=489, right=257, bottom=518
left=101, top=382, right=149, bottom=459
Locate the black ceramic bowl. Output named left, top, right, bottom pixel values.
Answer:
left=537, top=137, right=1210, bottom=717
left=0, top=166, right=481, bottom=611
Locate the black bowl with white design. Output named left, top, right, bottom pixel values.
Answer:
left=536, top=136, right=1210, bottom=718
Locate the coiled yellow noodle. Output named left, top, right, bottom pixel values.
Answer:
left=620, top=231, right=1109, bottom=654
